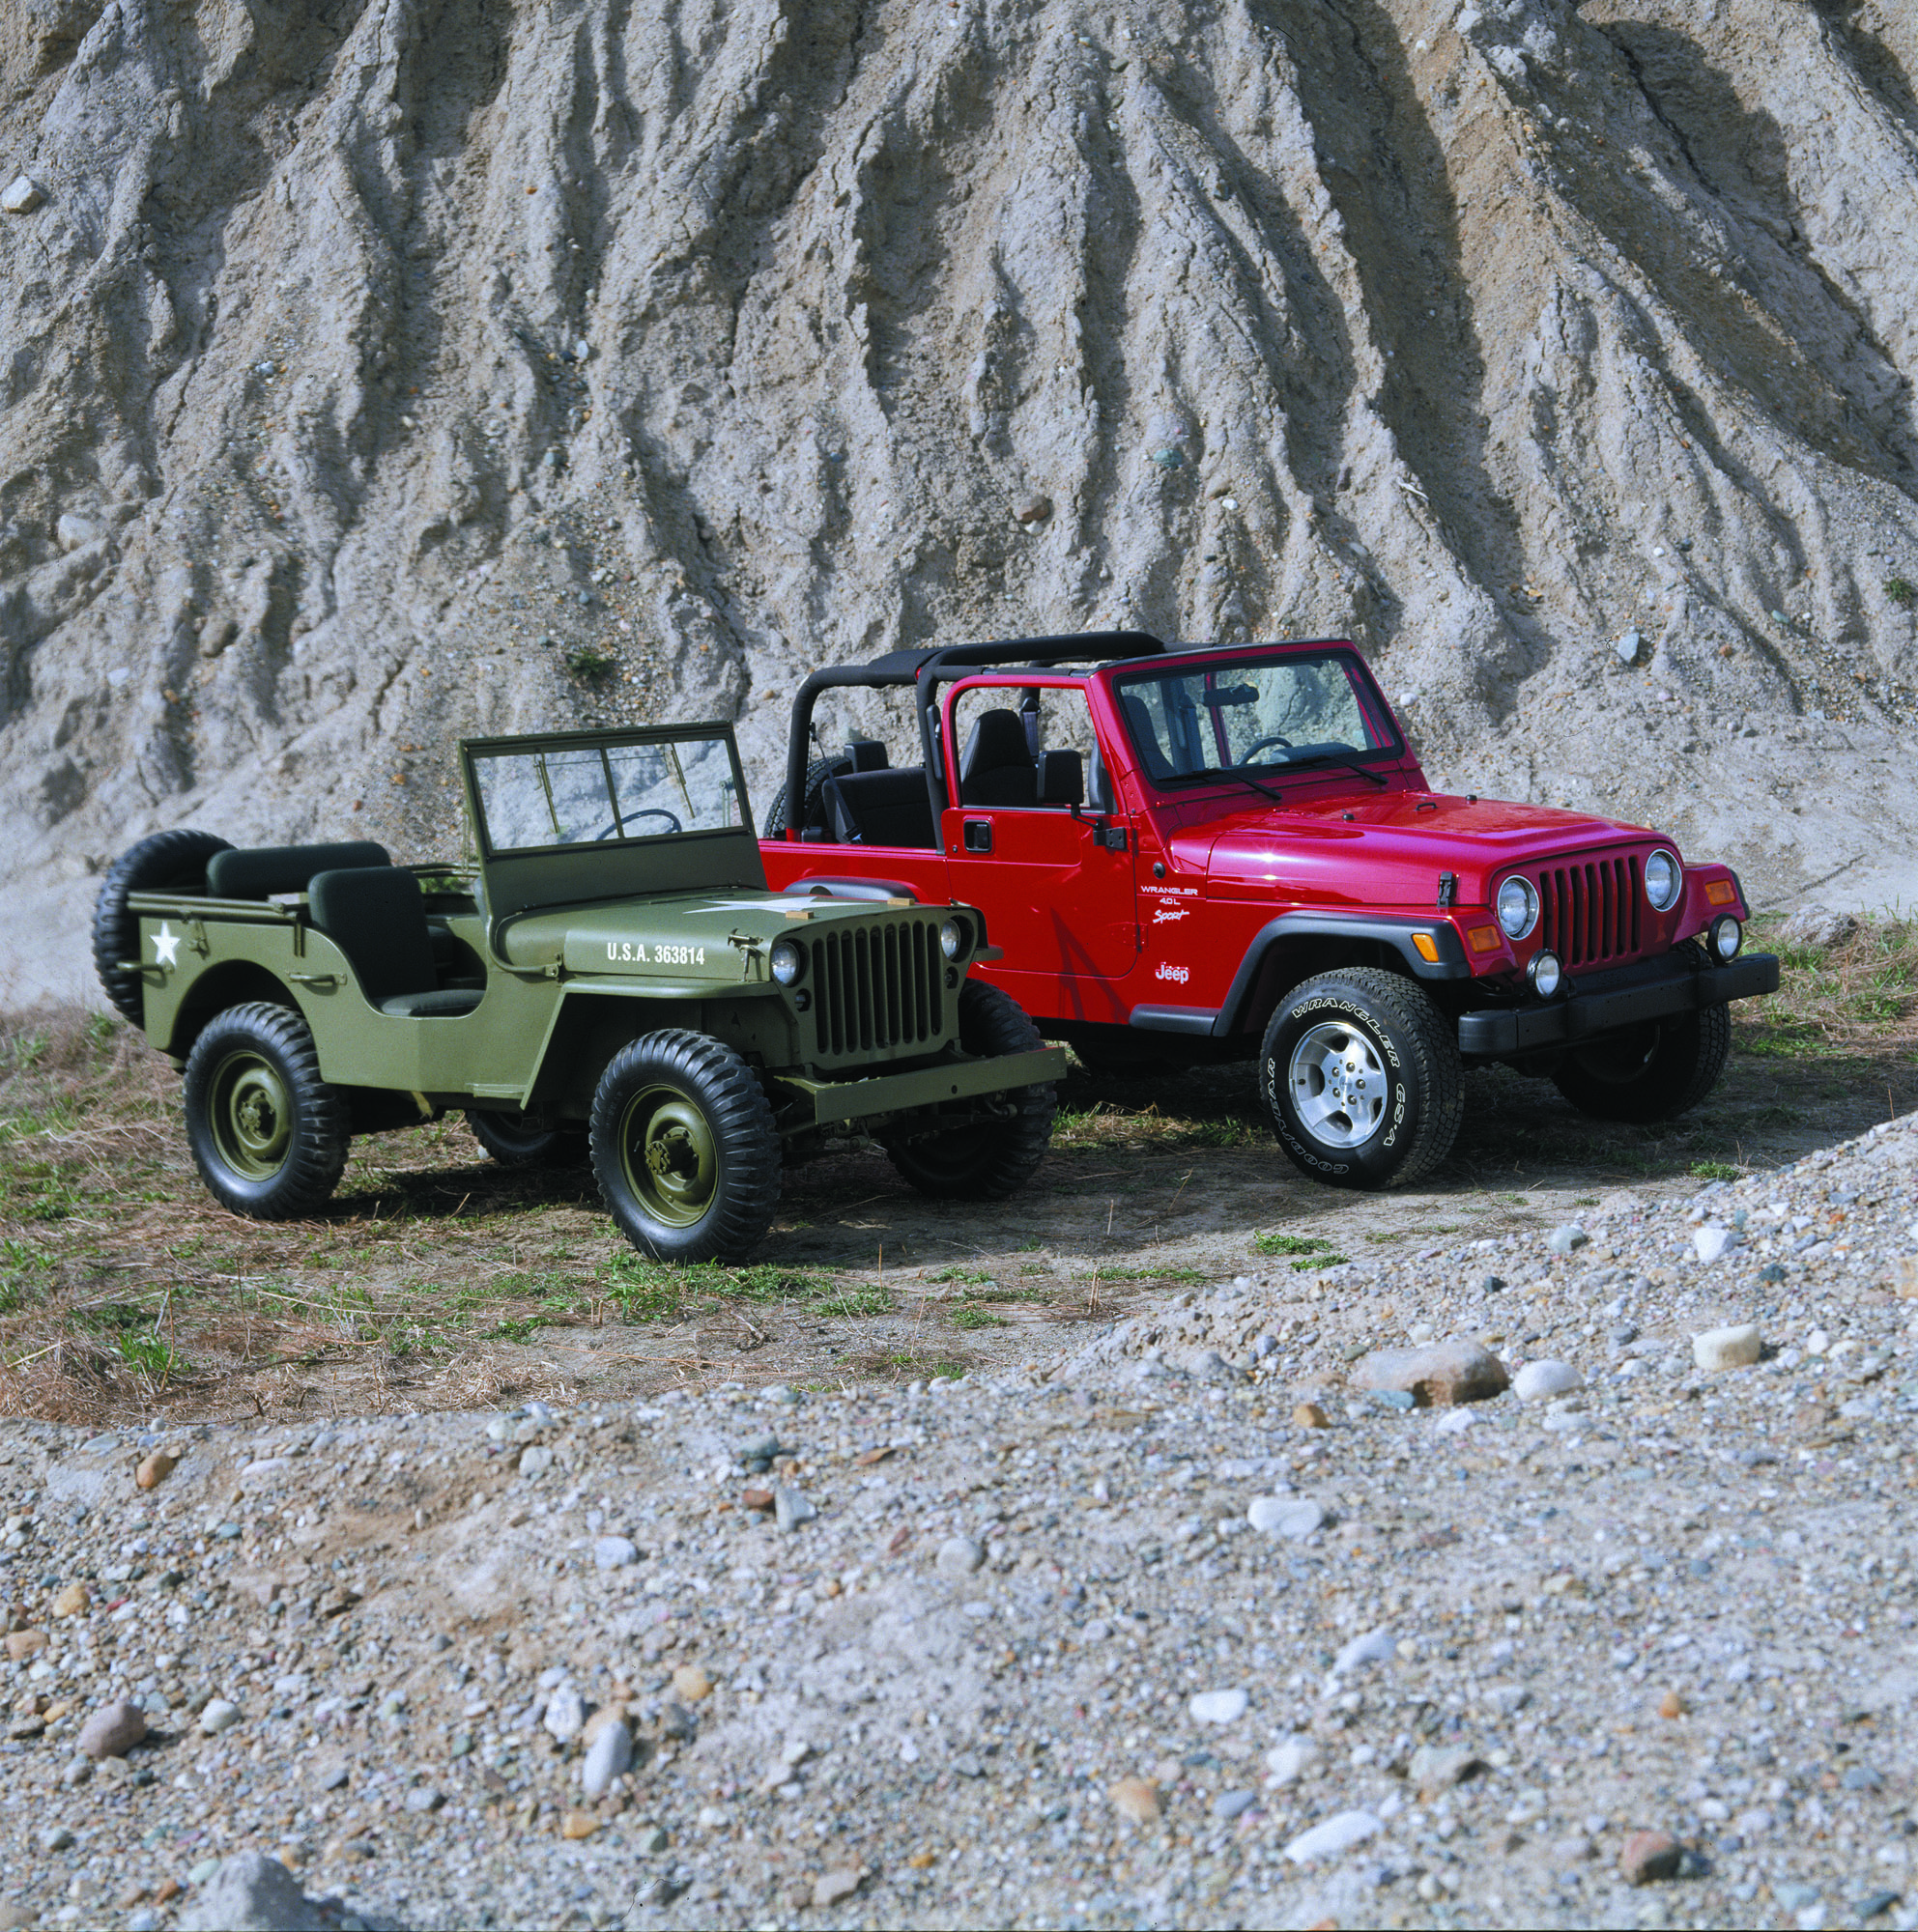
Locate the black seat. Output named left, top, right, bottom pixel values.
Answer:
left=845, top=738, right=889, bottom=773
left=959, top=708, right=1037, bottom=808
left=307, top=867, right=480, bottom=1018
left=822, top=769, right=938, bottom=848
left=206, top=840, right=391, bottom=899
left=1120, top=693, right=1175, bottom=782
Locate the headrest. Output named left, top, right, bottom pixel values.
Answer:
left=961, top=708, right=1030, bottom=777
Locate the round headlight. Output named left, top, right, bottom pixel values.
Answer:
left=1496, top=875, right=1538, bottom=940
left=1645, top=850, right=1681, bottom=911
left=769, top=938, right=804, bottom=985
left=1710, top=914, right=1743, bottom=962
left=939, top=917, right=971, bottom=961
left=1528, top=950, right=1562, bottom=999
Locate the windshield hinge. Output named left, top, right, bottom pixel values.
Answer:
left=1437, top=872, right=1457, bottom=910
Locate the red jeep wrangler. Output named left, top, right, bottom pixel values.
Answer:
left=759, top=632, right=1779, bottom=1189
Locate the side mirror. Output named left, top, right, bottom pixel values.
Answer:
left=1038, top=750, right=1084, bottom=808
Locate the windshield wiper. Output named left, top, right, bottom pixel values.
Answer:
left=1270, top=751, right=1391, bottom=788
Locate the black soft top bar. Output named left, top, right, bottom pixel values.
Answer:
left=781, top=632, right=1171, bottom=840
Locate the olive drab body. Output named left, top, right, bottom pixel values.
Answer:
left=101, top=722, right=1065, bottom=1263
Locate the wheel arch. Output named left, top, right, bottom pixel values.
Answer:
left=1215, top=916, right=1468, bottom=1041
left=161, top=962, right=304, bottom=1059
left=523, top=990, right=700, bottom=1119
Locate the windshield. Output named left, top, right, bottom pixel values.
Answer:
left=471, top=732, right=744, bottom=854
left=1111, top=652, right=1398, bottom=783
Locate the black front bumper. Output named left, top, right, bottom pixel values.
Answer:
left=1457, top=952, right=1780, bottom=1058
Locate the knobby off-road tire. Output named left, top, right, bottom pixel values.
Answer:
left=590, top=1030, right=782, bottom=1264
left=182, top=1003, right=350, bottom=1219
left=1260, top=967, right=1463, bottom=1190
left=92, top=828, right=233, bottom=1021
left=880, top=981, right=1058, bottom=1200
left=466, top=1107, right=588, bottom=1169
left=759, top=755, right=844, bottom=839
left=1551, top=942, right=1731, bottom=1123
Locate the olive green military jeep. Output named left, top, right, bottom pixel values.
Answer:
left=92, top=723, right=1065, bottom=1263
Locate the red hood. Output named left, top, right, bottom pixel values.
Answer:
left=1166, top=790, right=1663, bottom=909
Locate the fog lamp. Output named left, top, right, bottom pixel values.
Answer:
left=1709, top=915, right=1743, bottom=963
left=1528, top=950, right=1563, bottom=998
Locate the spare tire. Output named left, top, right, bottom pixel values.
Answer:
left=759, top=754, right=848, bottom=839
left=92, top=829, right=232, bottom=1021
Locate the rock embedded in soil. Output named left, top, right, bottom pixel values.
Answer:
left=75, top=1698, right=146, bottom=1760
left=1350, top=1339, right=1509, bottom=1406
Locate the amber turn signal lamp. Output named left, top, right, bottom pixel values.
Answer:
left=1705, top=879, right=1736, bottom=906
left=1467, top=925, right=1501, bottom=954
left=1413, top=932, right=1441, bottom=963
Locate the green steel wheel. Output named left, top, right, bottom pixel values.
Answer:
left=590, top=1031, right=781, bottom=1264
left=182, top=1003, right=349, bottom=1219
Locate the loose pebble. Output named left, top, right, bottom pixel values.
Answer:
left=1188, top=1687, right=1248, bottom=1724
left=75, top=1698, right=147, bottom=1760
left=1693, top=1321, right=1763, bottom=1370
left=1108, top=1776, right=1161, bottom=1824
left=1620, top=1829, right=1684, bottom=1885
left=1512, top=1357, right=1581, bottom=1401
left=1283, top=1808, right=1381, bottom=1862
left=1351, top=1339, right=1508, bottom=1406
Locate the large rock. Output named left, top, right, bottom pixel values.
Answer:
left=75, top=1699, right=146, bottom=1761
left=178, top=1853, right=328, bottom=1932
left=1351, top=1341, right=1509, bottom=1407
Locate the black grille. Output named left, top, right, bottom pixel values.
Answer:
left=1538, top=856, right=1642, bottom=969
left=812, top=920, right=945, bottom=1059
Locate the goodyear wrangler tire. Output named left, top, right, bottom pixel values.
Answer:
left=1259, top=968, right=1462, bottom=1190
left=92, top=829, right=233, bottom=1022
left=182, top=1003, right=350, bottom=1219
left=590, top=1031, right=782, bottom=1264
left=880, top=981, right=1058, bottom=1200
left=1551, top=942, right=1731, bottom=1123
left=466, top=1107, right=587, bottom=1169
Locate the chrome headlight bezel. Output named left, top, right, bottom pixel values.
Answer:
left=769, top=937, right=805, bottom=985
left=1496, top=875, right=1539, bottom=941
left=1645, top=849, right=1682, bottom=912
left=939, top=917, right=972, bottom=961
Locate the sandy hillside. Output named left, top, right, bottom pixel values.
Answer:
left=1, top=0, right=1916, bottom=1000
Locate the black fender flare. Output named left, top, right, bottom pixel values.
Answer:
left=1134, top=913, right=1471, bottom=1039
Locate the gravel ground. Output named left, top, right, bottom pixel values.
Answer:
left=2, top=1111, right=1916, bottom=1932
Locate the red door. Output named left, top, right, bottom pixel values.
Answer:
left=943, top=805, right=1139, bottom=1000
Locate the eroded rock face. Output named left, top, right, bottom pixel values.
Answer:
left=2, top=0, right=1916, bottom=999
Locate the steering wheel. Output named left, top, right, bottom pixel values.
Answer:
left=1236, top=734, right=1294, bottom=765
left=592, top=808, right=684, bottom=839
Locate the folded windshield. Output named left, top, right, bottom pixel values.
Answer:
left=471, top=732, right=744, bottom=854
left=1111, top=652, right=1398, bottom=783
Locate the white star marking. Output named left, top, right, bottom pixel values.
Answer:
left=153, top=922, right=181, bottom=968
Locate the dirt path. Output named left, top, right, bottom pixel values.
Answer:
left=4, top=1004, right=1908, bottom=1427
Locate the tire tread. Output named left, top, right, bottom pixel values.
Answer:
left=182, top=1002, right=349, bottom=1219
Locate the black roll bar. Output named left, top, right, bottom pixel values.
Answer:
left=778, top=631, right=1171, bottom=839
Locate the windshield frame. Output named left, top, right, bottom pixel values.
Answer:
left=462, top=724, right=750, bottom=862
left=1102, top=644, right=1403, bottom=792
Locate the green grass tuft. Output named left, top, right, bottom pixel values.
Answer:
left=1253, top=1232, right=1332, bottom=1257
